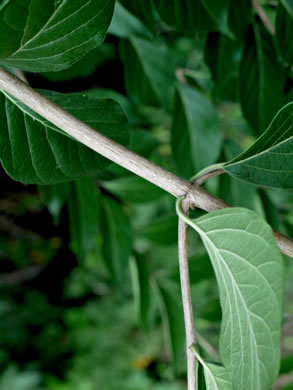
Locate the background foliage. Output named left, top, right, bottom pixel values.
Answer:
left=1, top=0, right=293, bottom=389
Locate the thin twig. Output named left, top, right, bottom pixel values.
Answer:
left=252, top=0, right=275, bottom=35
left=177, top=197, right=197, bottom=390
left=194, top=168, right=225, bottom=186
left=0, top=66, right=293, bottom=259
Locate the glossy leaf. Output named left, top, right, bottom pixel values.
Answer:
left=120, top=37, right=176, bottom=109
left=276, top=0, right=293, bottom=63
left=68, top=177, right=100, bottom=263
left=239, top=25, right=284, bottom=134
left=181, top=208, right=283, bottom=390
left=101, top=197, right=132, bottom=286
left=0, top=90, right=130, bottom=184
left=171, top=84, right=222, bottom=178
left=225, top=102, right=293, bottom=189
left=0, top=0, right=115, bottom=72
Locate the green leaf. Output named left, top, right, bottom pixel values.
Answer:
left=108, top=1, right=151, bottom=39
left=139, top=215, right=178, bottom=246
left=202, top=363, right=232, bottom=390
left=85, top=88, right=145, bottom=126
left=179, top=207, right=284, bottom=390
left=67, top=177, right=100, bottom=263
left=38, top=182, right=70, bottom=224
left=118, top=0, right=155, bottom=33
left=101, top=176, right=165, bottom=204
left=205, top=33, right=242, bottom=101
left=171, top=254, right=214, bottom=285
left=101, top=196, right=132, bottom=286
left=0, top=89, right=130, bottom=185
left=120, top=37, right=176, bottom=110
left=155, top=279, right=185, bottom=367
left=171, top=84, right=222, bottom=178
left=0, top=0, right=115, bottom=72
left=228, top=0, right=251, bottom=38
left=130, top=254, right=151, bottom=327
left=276, top=0, right=293, bottom=63
left=194, top=349, right=232, bottom=390
left=155, top=0, right=216, bottom=34
left=224, top=102, right=293, bottom=189
left=200, top=0, right=231, bottom=36
left=239, top=24, right=285, bottom=134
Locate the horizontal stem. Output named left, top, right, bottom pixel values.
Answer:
left=0, top=66, right=293, bottom=259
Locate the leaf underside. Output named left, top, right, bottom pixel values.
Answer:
left=189, top=208, right=283, bottom=390
left=225, top=102, right=293, bottom=189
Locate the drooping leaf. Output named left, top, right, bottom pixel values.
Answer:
left=118, top=0, right=156, bottom=33
left=205, top=33, right=242, bottom=101
left=181, top=208, right=284, bottom=390
left=101, top=176, right=165, bottom=204
left=155, top=0, right=217, bottom=35
left=0, top=0, right=115, bottom=72
left=200, top=0, right=231, bottom=36
left=101, top=196, right=132, bottom=286
left=108, top=1, right=151, bottom=39
left=0, top=90, right=130, bottom=185
left=224, top=102, right=293, bottom=189
left=130, top=254, right=151, bottom=327
left=171, top=84, right=222, bottom=178
left=239, top=24, right=284, bottom=134
left=39, top=182, right=70, bottom=224
left=155, top=278, right=185, bottom=367
left=276, top=0, right=293, bottom=64
left=67, top=177, right=100, bottom=263
left=120, top=37, right=176, bottom=110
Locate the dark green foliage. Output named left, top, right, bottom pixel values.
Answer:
left=1, top=1, right=293, bottom=389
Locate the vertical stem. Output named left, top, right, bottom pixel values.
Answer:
left=178, top=198, right=197, bottom=389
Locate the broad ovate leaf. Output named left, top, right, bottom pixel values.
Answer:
left=224, top=102, right=293, bottom=189
left=178, top=207, right=283, bottom=390
left=171, top=84, right=222, bottom=178
left=0, top=0, right=115, bottom=72
left=0, top=90, right=130, bottom=184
